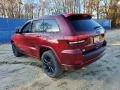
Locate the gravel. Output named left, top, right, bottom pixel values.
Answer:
left=0, top=29, right=120, bottom=90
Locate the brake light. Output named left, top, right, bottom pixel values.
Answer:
left=64, top=35, right=89, bottom=42
left=64, top=35, right=88, bottom=45
left=69, top=40, right=86, bottom=45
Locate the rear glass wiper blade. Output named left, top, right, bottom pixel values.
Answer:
left=94, top=26, right=101, bottom=29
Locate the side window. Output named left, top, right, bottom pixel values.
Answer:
left=32, top=20, right=44, bottom=33
left=43, top=19, right=59, bottom=33
left=21, top=22, right=32, bottom=33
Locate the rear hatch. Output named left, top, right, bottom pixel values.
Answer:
left=65, top=14, right=105, bottom=54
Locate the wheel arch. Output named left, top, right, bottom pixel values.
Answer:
left=11, top=40, right=14, bottom=43
left=39, top=45, right=61, bottom=64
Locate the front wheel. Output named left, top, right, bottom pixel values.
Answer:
left=41, top=50, right=63, bottom=78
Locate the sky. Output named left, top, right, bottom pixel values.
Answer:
left=22, top=0, right=39, bottom=4
left=118, top=1, right=120, bottom=5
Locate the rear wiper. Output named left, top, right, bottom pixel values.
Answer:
left=94, top=26, right=101, bottom=29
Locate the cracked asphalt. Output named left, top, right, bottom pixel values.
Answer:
left=0, top=29, right=120, bottom=90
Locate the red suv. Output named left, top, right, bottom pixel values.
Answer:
left=11, top=14, right=106, bottom=77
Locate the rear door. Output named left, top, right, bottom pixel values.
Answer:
left=28, top=19, right=45, bottom=58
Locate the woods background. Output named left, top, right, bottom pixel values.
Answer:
left=0, top=0, right=120, bottom=27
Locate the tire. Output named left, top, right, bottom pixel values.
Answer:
left=41, top=50, right=63, bottom=78
left=12, top=43, right=23, bottom=57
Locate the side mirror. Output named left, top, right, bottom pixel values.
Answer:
left=15, top=29, right=21, bottom=34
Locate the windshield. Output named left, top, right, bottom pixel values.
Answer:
left=71, top=19, right=102, bottom=32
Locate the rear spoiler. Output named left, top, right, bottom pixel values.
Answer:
left=63, top=14, right=92, bottom=21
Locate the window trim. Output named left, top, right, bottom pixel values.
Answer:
left=31, top=19, right=44, bottom=33
left=43, top=19, right=60, bottom=33
left=31, top=19, right=60, bottom=33
left=20, top=21, right=32, bottom=33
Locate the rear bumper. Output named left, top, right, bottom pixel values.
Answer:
left=61, top=46, right=106, bottom=70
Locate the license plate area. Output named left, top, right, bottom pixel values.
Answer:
left=94, top=35, right=100, bottom=43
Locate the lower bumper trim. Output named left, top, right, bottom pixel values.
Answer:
left=61, top=51, right=105, bottom=70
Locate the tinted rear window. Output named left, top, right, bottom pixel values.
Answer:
left=70, top=19, right=102, bottom=32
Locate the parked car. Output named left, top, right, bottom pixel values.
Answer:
left=11, top=14, right=107, bottom=77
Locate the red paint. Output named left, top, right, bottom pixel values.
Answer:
left=11, top=14, right=107, bottom=70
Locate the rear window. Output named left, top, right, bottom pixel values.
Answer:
left=70, top=19, right=102, bottom=32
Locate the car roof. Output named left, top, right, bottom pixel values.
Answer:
left=27, top=13, right=92, bottom=22
left=28, top=15, right=59, bottom=22
left=63, top=13, right=91, bottom=17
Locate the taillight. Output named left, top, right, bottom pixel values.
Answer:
left=69, top=40, right=86, bottom=45
left=64, top=35, right=89, bottom=45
